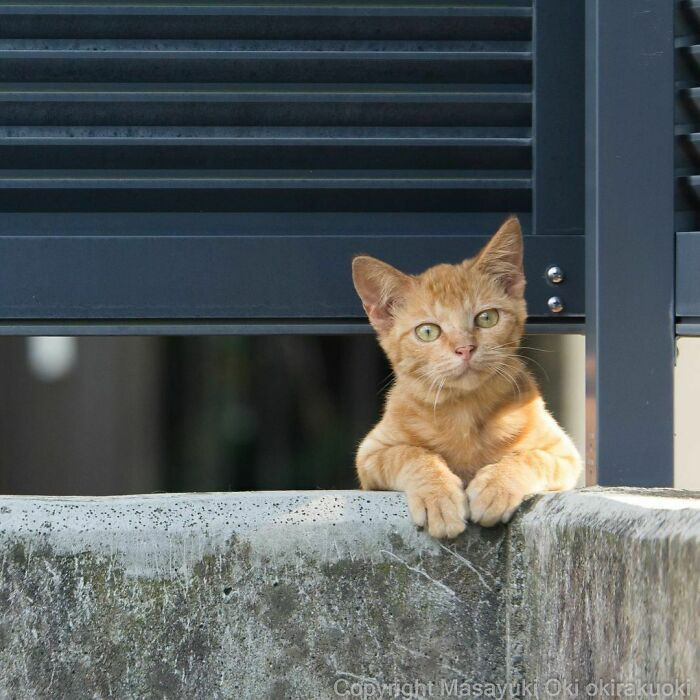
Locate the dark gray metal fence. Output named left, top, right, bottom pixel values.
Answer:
left=678, top=0, right=700, bottom=333
left=0, top=0, right=583, bottom=331
left=0, top=0, right=692, bottom=487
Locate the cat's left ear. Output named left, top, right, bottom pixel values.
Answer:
left=472, top=216, right=525, bottom=297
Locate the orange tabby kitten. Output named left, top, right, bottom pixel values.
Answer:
left=352, top=217, right=581, bottom=538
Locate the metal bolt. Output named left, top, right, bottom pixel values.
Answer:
left=546, top=265, right=565, bottom=284
left=548, top=296, right=564, bottom=313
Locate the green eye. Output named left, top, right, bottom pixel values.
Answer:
left=475, top=309, right=499, bottom=328
left=415, top=323, right=441, bottom=342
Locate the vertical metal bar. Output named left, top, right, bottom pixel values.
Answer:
left=585, top=0, right=675, bottom=486
left=533, top=0, right=585, bottom=237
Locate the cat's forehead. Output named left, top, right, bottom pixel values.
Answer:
left=415, top=261, right=486, bottom=306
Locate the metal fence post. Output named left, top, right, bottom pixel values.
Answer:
left=585, top=0, right=675, bottom=486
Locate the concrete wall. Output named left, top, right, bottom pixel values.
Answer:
left=511, top=490, right=699, bottom=697
left=0, top=489, right=697, bottom=699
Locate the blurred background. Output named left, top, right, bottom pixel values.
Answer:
left=0, top=334, right=588, bottom=496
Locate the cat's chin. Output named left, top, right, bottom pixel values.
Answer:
left=445, top=365, right=486, bottom=392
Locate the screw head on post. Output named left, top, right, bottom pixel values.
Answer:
left=546, top=265, right=565, bottom=284
left=548, top=296, right=564, bottom=313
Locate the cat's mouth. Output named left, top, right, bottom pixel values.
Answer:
left=438, top=362, right=488, bottom=393
left=448, top=360, right=482, bottom=380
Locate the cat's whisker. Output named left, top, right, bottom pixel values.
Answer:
left=489, top=341, right=554, bottom=354
left=488, top=341, right=526, bottom=352
left=512, top=353, right=550, bottom=382
left=490, top=364, right=511, bottom=390
left=492, top=362, right=521, bottom=401
left=420, top=368, right=441, bottom=387
left=433, top=377, right=446, bottom=420
left=377, top=370, right=396, bottom=395
left=480, top=347, right=549, bottom=386
left=377, top=370, right=395, bottom=393
left=425, top=373, right=440, bottom=406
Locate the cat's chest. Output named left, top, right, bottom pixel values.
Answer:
left=425, top=406, right=518, bottom=476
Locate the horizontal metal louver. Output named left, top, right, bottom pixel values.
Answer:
left=0, top=1, right=533, bottom=216
left=676, top=0, right=700, bottom=317
left=677, top=0, right=700, bottom=221
left=0, top=0, right=596, bottom=330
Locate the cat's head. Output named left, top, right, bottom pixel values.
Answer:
left=352, top=217, right=526, bottom=393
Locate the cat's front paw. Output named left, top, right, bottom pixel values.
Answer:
left=466, top=465, right=529, bottom=527
left=405, top=471, right=467, bottom=539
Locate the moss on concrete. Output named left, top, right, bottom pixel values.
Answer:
left=0, top=488, right=697, bottom=699
left=0, top=492, right=507, bottom=698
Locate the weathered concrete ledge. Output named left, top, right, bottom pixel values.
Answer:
left=510, top=489, right=700, bottom=697
left=0, top=488, right=697, bottom=699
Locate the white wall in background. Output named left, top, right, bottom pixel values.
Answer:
left=675, top=337, right=700, bottom=491
left=523, top=334, right=586, bottom=488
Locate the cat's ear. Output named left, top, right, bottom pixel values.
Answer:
left=352, top=255, right=411, bottom=332
left=473, top=216, right=525, bottom=297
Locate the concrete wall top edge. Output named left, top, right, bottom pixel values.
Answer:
left=0, top=488, right=697, bottom=577
left=518, top=487, right=700, bottom=542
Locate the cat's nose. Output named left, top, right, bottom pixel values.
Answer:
left=455, top=345, right=476, bottom=361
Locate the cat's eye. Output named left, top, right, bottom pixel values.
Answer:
left=475, top=309, right=499, bottom=328
left=415, top=323, right=441, bottom=342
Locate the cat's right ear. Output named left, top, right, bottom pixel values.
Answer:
left=352, top=256, right=411, bottom=332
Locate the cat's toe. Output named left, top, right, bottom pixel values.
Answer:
left=426, top=492, right=466, bottom=539
left=406, top=492, right=427, bottom=528
left=407, top=473, right=466, bottom=538
left=466, top=471, right=523, bottom=527
left=452, top=487, right=469, bottom=523
left=499, top=504, right=520, bottom=524
left=476, top=493, right=513, bottom=527
left=426, top=507, right=448, bottom=538
left=443, top=517, right=466, bottom=539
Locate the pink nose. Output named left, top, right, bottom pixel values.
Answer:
left=455, top=345, right=476, bottom=361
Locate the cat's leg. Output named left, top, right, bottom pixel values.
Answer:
left=357, top=440, right=467, bottom=538
left=465, top=444, right=581, bottom=527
